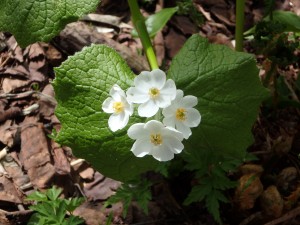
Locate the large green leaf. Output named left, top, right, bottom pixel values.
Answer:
left=168, top=35, right=268, bottom=160
left=53, top=44, right=158, bottom=182
left=0, top=0, right=99, bottom=48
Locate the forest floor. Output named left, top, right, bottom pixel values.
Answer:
left=0, top=0, right=300, bottom=224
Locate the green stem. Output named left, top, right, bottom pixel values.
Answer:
left=235, top=0, right=245, bottom=52
left=128, top=0, right=158, bottom=70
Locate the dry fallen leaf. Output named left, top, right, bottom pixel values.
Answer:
left=234, top=173, right=264, bottom=210
left=260, top=185, right=283, bottom=218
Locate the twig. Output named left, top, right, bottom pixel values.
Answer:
left=239, top=212, right=262, bottom=225
left=264, top=206, right=300, bottom=225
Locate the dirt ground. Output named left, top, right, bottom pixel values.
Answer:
left=0, top=0, right=300, bottom=224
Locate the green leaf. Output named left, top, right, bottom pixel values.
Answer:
left=66, top=216, right=85, bottom=225
left=270, top=11, right=300, bottom=32
left=30, top=202, right=56, bottom=218
left=46, top=186, right=62, bottom=201
left=205, top=190, right=227, bottom=224
left=26, top=191, right=48, bottom=202
left=245, top=10, right=300, bottom=35
left=0, top=0, right=99, bottom=48
left=184, top=184, right=212, bottom=205
left=56, top=201, right=67, bottom=224
left=53, top=44, right=158, bottom=182
left=168, top=35, right=268, bottom=160
left=105, top=178, right=152, bottom=217
left=64, top=197, right=84, bottom=212
left=132, top=7, right=178, bottom=38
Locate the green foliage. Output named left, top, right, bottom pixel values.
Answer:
left=104, top=178, right=152, bottom=217
left=26, top=186, right=84, bottom=225
left=132, top=7, right=178, bottom=38
left=184, top=155, right=240, bottom=223
left=168, top=35, right=268, bottom=223
left=263, top=0, right=276, bottom=17
left=0, top=0, right=99, bottom=48
left=53, top=44, right=159, bottom=182
left=169, top=35, right=268, bottom=159
left=245, top=11, right=300, bottom=35
left=176, top=0, right=204, bottom=25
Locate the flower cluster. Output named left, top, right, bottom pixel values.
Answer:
left=102, top=69, right=201, bottom=161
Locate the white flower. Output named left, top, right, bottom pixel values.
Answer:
left=102, top=84, right=133, bottom=132
left=127, top=120, right=184, bottom=161
left=126, top=69, right=176, bottom=118
left=162, top=90, right=201, bottom=139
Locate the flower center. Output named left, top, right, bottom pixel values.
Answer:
left=113, top=102, right=124, bottom=114
left=150, top=133, right=163, bottom=146
left=149, top=88, right=160, bottom=99
left=176, top=108, right=186, bottom=121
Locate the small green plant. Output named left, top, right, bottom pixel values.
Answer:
left=104, top=178, right=152, bottom=217
left=26, top=186, right=85, bottom=225
left=176, top=0, right=204, bottom=25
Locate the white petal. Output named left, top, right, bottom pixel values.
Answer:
left=138, top=100, right=159, bottom=117
left=125, top=102, right=134, bottom=116
left=155, top=95, right=172, bottom=108
left=162, top=104, right=177, bottom=117
left=126, top=87, right=149, bottom=104
left=150, top=69, right=166, bottom=89
left=162, top=116, right=176, bottom=128
left=184, top=108, right=201, bottom=127
left=118, top=112, right=129, bottom=130
left=144, top=120, right=164, bottom=132
left=164, top=136, right=184, bottom=154
left=131, top=138, right=152, bottom=157
left=151, top=145, right=174, bottom=161
left=160, top=79, right=176, bottom=100
left=134, top=72, right=152, bottom=91
left=127, top=123, right=148, bottom=140
left=162, top=126, right=184, bottom=141
left=108, top=114, right=124, bottom=132
left=181, top=95, right=198, bottom=108
left=110, top=84, right=124, bottom=101
left=102, top=97, right=114, bottom=113
left=175, top=89, right=184, bottom=100
left=176, top=121, right=192, bottom=139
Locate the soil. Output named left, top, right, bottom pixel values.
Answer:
left=0, top=0, right=300, bottom=224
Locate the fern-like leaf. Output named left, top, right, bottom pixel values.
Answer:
left=104, top=178, right=152, bottom=217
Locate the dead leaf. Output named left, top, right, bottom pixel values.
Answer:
left=1, top=154, right=30, bottom=188
left=277, top=167, right=298, bottom=193
left=284, top=184, right=300, bottom=210
left=83, top=171, right=121, bottom=201
left=0, top=175, right=22, bottom=204
left=19, top=119, right=55, bottom=188
left=234, top=173, right=264, bottom=210
left=239, top=164, right=264, bottom=176
left=260, top=185, right=283, bottom=218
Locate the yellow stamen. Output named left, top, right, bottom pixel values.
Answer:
left=113, top=102, right=124, bottom=114
left=176, top=108, right=186, bottom=121
left=149, top=88, right=160, bottom=99
left=150, top=133, right=163, bottom=146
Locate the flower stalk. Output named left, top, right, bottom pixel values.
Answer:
left=235, top=0, right=245, bottom=52
left=128, top=0, right=159, bottom=70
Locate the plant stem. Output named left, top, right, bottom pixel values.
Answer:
left=128, top=0, right=158, bottom=70
left=235, top=0, right=245, bottom=52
